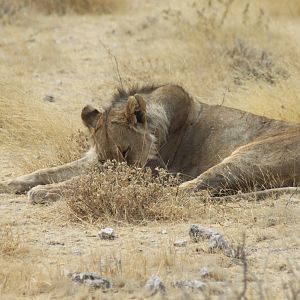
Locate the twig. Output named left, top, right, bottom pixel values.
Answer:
left=219, top=0, right=235, bottom=27
left=237, top=233, right=248, bottom=300
left=99, top=39, right=124, bottom=89
left=220, top=87, right=229, bottom=106
left=285, top=186, right=299, bottom=207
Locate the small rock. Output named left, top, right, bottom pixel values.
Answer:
left=84, top=278, right=111, bottom=289
left=71, top=272, right=112, bottom=289
left=267, top=218, right=277, bottom=227
left=44, top=95, right=55, bottom=102
left=98, top=227, right=117, bottom=240
left=174, top=239, right=187, bottom=247
left=72, top=249, right=82, bottom=256
left=208, top=234, right=232, bottom=256
left=161, top=229, right=167, bottom=234
left=200, top=267, right=210, bottom=278
left=63, top=268, right=72, bottom=277
left=189, top=225, right=234, bottom=257
left=175, top=280, right=206, bottom=290
left=189, top=224, right=218, bottom=242
left=145, top=275, right=166, bottom=295
left=48, top=241, right=64, bottom=246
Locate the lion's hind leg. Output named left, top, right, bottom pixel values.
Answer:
left=180, top=133, right=300, bottom=197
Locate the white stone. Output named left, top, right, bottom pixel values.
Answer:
left=145, top=275, right=166, bottom=295
left=175, top=280, right=206, bottom=290
left=174, top=239, right=187, bottom=247
left=98, top=227, right=117, bottom=240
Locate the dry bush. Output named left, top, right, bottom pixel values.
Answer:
left=0, top=0, right=125, bottom=17
left=227, top=39, right=288, bottom=85
left=65, top=161, right=201, bottom=224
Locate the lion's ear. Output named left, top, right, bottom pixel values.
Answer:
left=81, top=105, right=101, bottom=129
left=126, top=94, right=146, bottom=126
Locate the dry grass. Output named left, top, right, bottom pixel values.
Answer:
left=65, top=161, right=201, bottom=224
left=0, top=226, right=27, bottom=257
left=0, top=0, right=125, bottom=17
left=0, top=83, right=88, bottom=172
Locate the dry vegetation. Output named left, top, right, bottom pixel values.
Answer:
left=0, top=0, right=125, bottom=17
left=65, top=161, right=201, bottom=224
left=0, top=0, right=300, bottom=299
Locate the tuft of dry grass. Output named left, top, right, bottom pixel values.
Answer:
left=65, top=161, right=201, bottom=224
left=0, top=226, right=27, bottom=257
left=227, top=39, right=289, bottom=85
left=0, top=0, right=125, bottom=17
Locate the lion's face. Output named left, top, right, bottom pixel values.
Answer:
left=81, top=94, right=154, bottom=167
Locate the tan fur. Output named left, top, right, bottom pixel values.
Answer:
left=1, top=84, right=300, bottom=203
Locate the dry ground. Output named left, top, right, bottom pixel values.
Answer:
left=0, top=0, right=300, bottom=299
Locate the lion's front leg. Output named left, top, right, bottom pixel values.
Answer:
left=1, top=150, right=97, bottom=194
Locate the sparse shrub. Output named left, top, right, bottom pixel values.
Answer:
left=65, top=161, right=199, bottom=224
left=227, top=39, right=288, bottom=85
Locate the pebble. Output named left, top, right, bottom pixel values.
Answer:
left=145, top=275, right=166, bottom=295
left=189, top=224, right=234, bottom=257
left=98, top=227, right=117, bottom=240
left=174, top=239, right=187, bottom=247
left=175, top=280, right=206, bottom=290
left=44, top=95, right=55, bottom=102
left=208, top=234, right=230, bottom=251
left=189, top=224, right=218, bottom=242
left=72, top=249, right=82, bottom=256
left=71, top=272, right=112, bottom=289
left=200, top=267, right=210, bottom=278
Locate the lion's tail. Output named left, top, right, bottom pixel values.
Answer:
left=210, top=187, right=300, bottom=201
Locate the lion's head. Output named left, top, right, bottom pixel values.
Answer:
left=81, top=94, right=155, bottom=167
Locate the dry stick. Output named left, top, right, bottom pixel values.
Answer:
left=285, top=186, right=299, bottom=207
left=219, top=90, right=226, bottom=106
left=237, top=233, right=248, bottom=300
left=99, top=39, right=124, bottom=89
left=219, top=0, right=235, bottom=27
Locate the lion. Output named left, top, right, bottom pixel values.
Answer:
left=1, top=84, right=300, bottom=203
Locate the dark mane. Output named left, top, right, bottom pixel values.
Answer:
left=111, top=83, right=166, bottom=106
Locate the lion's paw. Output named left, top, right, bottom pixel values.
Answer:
left=179, top=179, right=198, bottom=191
left=0, top=179, right=36, bottom=194
left=28, top=185, right=63, bottom=205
